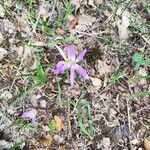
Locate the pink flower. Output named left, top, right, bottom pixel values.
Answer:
left=21, top=109, right=37, bottom=124
left=54, top=45, right=89, bottom=87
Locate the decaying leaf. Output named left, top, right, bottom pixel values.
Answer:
left=115, top=125, right=129, bottom=139
left=68, top=15, right=78, bottom=29
left=0, top=4, right=5, bottom=18
left=101, top=138, right=111, bottom=150
left=88, top=0, right=95, bottom=8
left=57, top=145, right=66, bottom=150
left=55, top=28, right=65, bottom=35
left=40, top=134, right=54, bottom=148
left=54, top=115, right=63, bottom=132
left=0, top=32, right=4, bottom=44
left=39, top=1, right=50, bottom=21
left=11, top=45, right=33, bottom=65
left=0, top=47, right=8, bottom=61
left=96, top=60, right=111, bottom=87
left=91, top=77, right=102, bottom=88
left=75, top=15, right=96, bottom=31
left=16, top=10, right=31, bottom=33
left=71, top=0, right=81, bottom=12
left=3, top=19, right=15, bottom=34
left=95, top=0, right=104, bottom=5
left=144, top=136, right=150, bottom=150
left=117, top=11, right=130, bottom=42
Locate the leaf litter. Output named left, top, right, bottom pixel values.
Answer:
left=0, top=0, right=150, bottom=149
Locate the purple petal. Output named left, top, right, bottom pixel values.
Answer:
left=76, top=49, right=87, bottom=62
left=54, top=61, right=66, bottom=75
left=60, top=63, right=70, bottom=73
left=22, top=109, right=37, bottom=124
left=55, top=45, right=66, bottom=60
left=70, top=66, right=75, bottom=87
left=31, top=118, right=36, bottom=124
left=67, top=45, right=76, bottom=60
left=75, top=64, right=89, bottom=80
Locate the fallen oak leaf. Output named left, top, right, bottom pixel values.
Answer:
left=40, top=134, right=54, bottom=148
left=54, top=115, right=63, bottom=132
left=57, top=145, right=66, bottom=150
left=117, top=11, right=130, bottom=42
left=90, top=77, right=102, bottom=88
left=0, top=47, right=8, bottom=61
left=55, top=28, right=65, bottom=35
left=144, top=136, right=150, bottom=150
left=68, top=15, right=78, bottom=29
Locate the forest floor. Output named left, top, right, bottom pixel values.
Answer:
left=0, top=0, right=150, bottom=150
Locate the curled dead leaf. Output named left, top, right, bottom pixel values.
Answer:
left=40, top=134, right=54, bottom=148
left=75, top=15, right=96, bottom=31
left=88, top=0, right=95, bottom=8
left=55, top=28, right=65, bottom=35
left=57, top=145, right=66, bottom=150
left=71, top=0, right=81, bottom=12
left=54, top=115, right=63, bottom=132
left=117, top=11, right=130, bottom=42
left=0, top=47, right=8, bottom=61
left=95, top=0, right=104, bottom=5
left=68, top=15, right=78, bottom=29
left=144, top=136, right=150, bottom=150
left=91, top=77, right=102, bottom=88
left=0, top=32, right=4, bottom=44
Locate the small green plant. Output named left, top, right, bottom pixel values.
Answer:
left=39, top=20, right=55, bottom=36
left=17, top=54, right=47, bottom=86
left=9, top=54, right=46, bottom=107
left=61, top=35, right=78, bottom=45
left=76, top=92, right=95, bottom=139
left=56, top=76, right=63, bottom=108
left=27, top=0, right=36, bottom=10
left=10, top=119, right=37, bottom=131
left=49, top=119, right=56, bottom=134
left=65, top=1, right=73, bottom=16
left=10, top=141, right=25, bottom=150
left=132, top=53, right=149, bottom=70
left=130, top=14, right=149, bottom=34
left=146, top=3, right=150, bottom=16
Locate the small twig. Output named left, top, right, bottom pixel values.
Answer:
left=126, top=98, right=133, bottom=150
left=139, top=33, right=150, bottom=45
left=67, top=98, right=78, bottom=150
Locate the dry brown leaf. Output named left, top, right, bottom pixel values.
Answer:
left=69, top=16, right=78, bottom=29
left=91, top=77, right=102, bottom=88
left=16, top=10, right=31, bottom=33
left=117, top=11, right=130, bottom=42
left=54, top=115, right=63, bottom=132
left=71, top=0, right=81, bottom=12
left=39, top=1, right=50, bottom=21
left=75, top=15, right=96, bottom=31
left=101, top=138, right=111, bottom=150
left=88, top=0, right=95, bottom=8
left=32, top=41, right=48, bottom=47
left=12, top=45, right=32, bottom=65
left=0, top=32, right=4, bottom=44
left=40, top=134, right=54, bottom=148
left=0, top=47, right=8, bottom=61
left=57, top=145, right=66, bottom=150
left=95, top=0, right=104, bottom=5
left=55, top=28, right=65, bottom=35
left=144, top=136, right=150, bottom=150
left=4, top=0, right=13, bottom=7
left=96, top=60, right=111, bottom=87
left=0, top=4, right=5, bottom=18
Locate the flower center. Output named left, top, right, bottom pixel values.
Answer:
left=65, top=57, right=71, bottom=63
